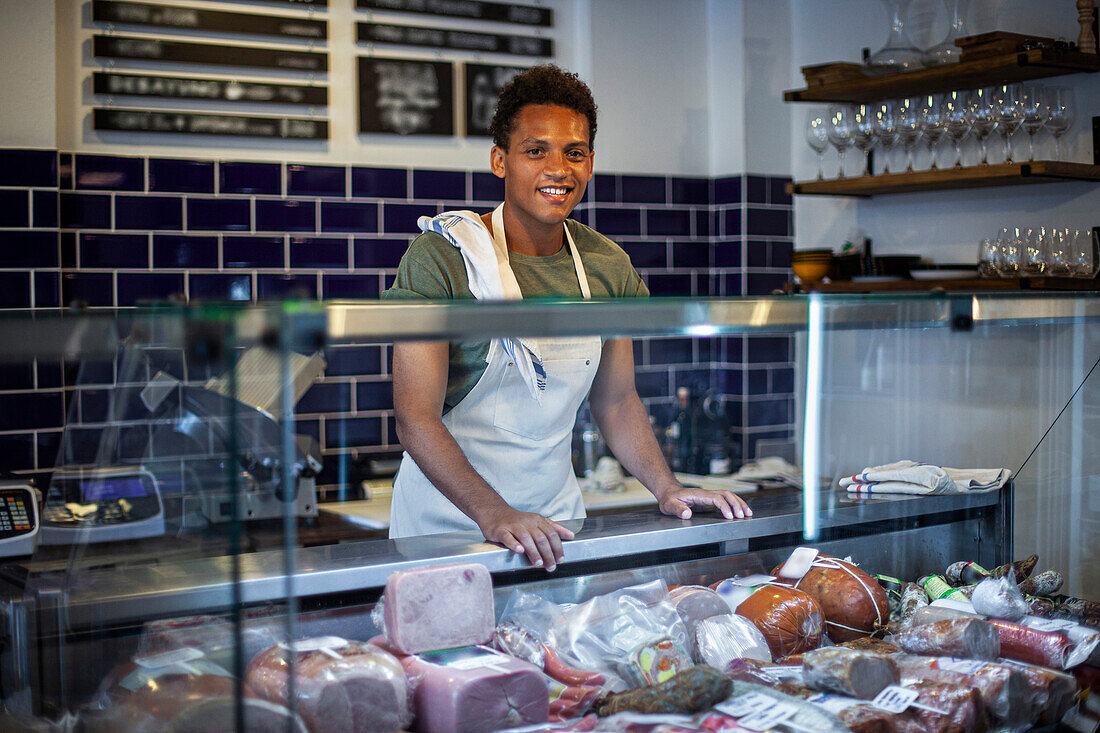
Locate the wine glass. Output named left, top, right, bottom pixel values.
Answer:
left=1042, top=227, right=1070, bottom=277
left=995, top=226, right=1021, bottom=278
left=942, top=90, right=972, bottom=168
left=1018, top=226, right=1043, bottom=276
left=872, top=100, right=900, bottom=174
left=1069, top=228, right=1098, bottom=278
left=1043, top=86, right=1076, bottom=161
left=977, top=237, right=998, bottom=277
left=968, top=87, right=997, bottom=165
left=895, top=97, right=923, bottom=172
left=806, top=112, right=829, bottom=180
left=1019, top=85, right=1048, bottom=162
left=993, top=83, right=1025, bottom=164
left=918, top=93, right=946, bottom=169
left=851, top=104, right=877, bottom=176
left=826, top=104, right=855, bottom=178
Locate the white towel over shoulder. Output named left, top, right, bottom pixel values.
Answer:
left=418, top=210, right=547, bottom=403
left=839, top=459, right=1010, bottom=495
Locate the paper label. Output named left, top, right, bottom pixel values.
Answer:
left=760, top=665, right=804, bottom=683
left=279, top=636, right=348, bottom=659
left=1025, top=617, right=1077, bottom=632
left=934, top=657, right=987, bottom=675
left=731, top=574, right=776, bottom=587
left=807, top=692, right=863, bottom=715
left=716, top=692, right=777, bottom=718
left=738, top=702, right=798, bottom=731
left=777, top=547, right=819, bottom=580
left=134, top=647, right=204, bottom=669
left=871, top=685, right=920, bottom=714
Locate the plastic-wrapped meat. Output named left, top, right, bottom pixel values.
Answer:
left=970, top=575, right=1028, bottom=622
left=802, top=691, right=902, bottom=733
left=840, top=637, right=899, bottom=655
left=734, top=584, right=824, bottom=659
left=909, top=605, right=980, bottom=627
left=985, top=618, right=1080, bottom=668
left=800, top=647, right=899, bottom=699
left=896, top=583, right=928, bottom=626
left=402, top=645, right=547, bottom=732
left=246, top=637, right=409, bottom=733
left=998, top=658, right=1077, bottom=726
left=594, top=665, right=731, bottom=716
left=771, top=556, right=891, bottom=642
left=945, top=561, right=991, bottom=587
left=667, top=586, right=733, bottom=661
left=893, top=654, right=1031, bottom=728
left=991, top=554, right=1037, bottom=581
left=895, top=679, right=986, bottom=733
left=1018, top=569, right=1063, bottom=597
left=890, top=619, right=1000, bottom=660
left=694, top=614, right=771, bottom=669
left=382, top=562, right=495, bottom=655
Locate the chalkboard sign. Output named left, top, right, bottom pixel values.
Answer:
left=358, top=22, right=551, bottom=56
left=93, top=72, right=328, bottom=105
left=465, top=63, right=523, bottom=136
left=94, top=108, right=328, bottom=139
left=94, top=35, right=328, bottom=72
left=358, top=57, right=453, bottom=135
left=92, top=1, right=327, bottom=40
left=358, top=0, right=550, bottom=27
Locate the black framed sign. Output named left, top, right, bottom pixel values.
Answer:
left=93, top=72, right=328, bottom=105
left=357, top=0, right=550, bottom=27
left=465, top=63, right=523, bottom=136
left=92, top=1, right=327, bottom=40
left=357, top=22, right=551, bottom=56
left=358, top=57, right=453, bottom=135
left=94, top=108, right=328, bottom=139
left=93, top=35, right=328, bottom=72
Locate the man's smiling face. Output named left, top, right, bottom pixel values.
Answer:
left=491, top=104, right=594, bottom=234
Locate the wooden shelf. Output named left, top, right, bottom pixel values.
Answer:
left=786, top=161, right=1100, bottom=197
left=784, top=47, right=1100, bottom=104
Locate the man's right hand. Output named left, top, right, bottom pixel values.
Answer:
left=478, top=507, right=574, bottom=572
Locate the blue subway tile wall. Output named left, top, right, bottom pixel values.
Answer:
left=0, top=148, right=793, bottom=498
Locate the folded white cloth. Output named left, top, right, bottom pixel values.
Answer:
left=839, top=459, right=1011, bottom=495
left=418, top=209, right=546, bottom=404
left=732, top=456, right=802, bottom=486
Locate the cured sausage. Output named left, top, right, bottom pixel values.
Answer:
left=772, top=556, right=890, bottom=642
left=985, top=619, right=1075, bottom=668
left=594, top=665, right=732, bottom=716
left=734, top=584, right=824, bottom=659
left=800, top=647, right=899, bottom=699
left=890, top=619, right=1000, bottom=660
left=1018, top=570, right=1064, bottom=597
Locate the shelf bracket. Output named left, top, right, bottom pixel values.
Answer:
left=1093, top=115, right=1099, bottom=165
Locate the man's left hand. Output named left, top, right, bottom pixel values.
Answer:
left=657, top=485, right=753, bottom=521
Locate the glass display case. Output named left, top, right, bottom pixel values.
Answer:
left=0, top=294, right=1095, bottom=731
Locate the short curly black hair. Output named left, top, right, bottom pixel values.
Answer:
left=489, top=64, right=598, bottom=150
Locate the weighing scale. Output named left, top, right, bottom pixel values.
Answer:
left=0, top=481, right=39, bottom=557
left=39, top=466, right=164, bottom=545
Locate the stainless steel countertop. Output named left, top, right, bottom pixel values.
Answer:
left=16, top=487, right=1001, bottom=628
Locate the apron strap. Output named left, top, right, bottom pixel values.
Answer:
left=490, top=203, right=591, bottom=300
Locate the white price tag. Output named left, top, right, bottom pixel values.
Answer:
left=935, top=657, right=987, bottom=675
left=731, top=574, right=776, bottom=587
left=777, top=546, right=819, bottom=580
left=760, top=665, right=804, bottom=683
left=134, top=647, right=204, bottom=669
left=871, top=685, right=920, bottom=714
left=446, top=654, right=508, bottom=671
left=716, top=692, right=775, bottom=718
left=738, top=701, right=798, bottom=731
left=279, top=636, right=348, bottom=659
left=806, top=692, right=863, bottom=715
left=1025, top=617, right=1077, bottom=632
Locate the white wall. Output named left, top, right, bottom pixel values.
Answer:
left=0, top=0, right=57, bottom=149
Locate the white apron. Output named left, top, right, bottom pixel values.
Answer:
left=389, top=205, right=602, bottom=538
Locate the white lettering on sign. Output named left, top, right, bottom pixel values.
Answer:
left=716, top=691, right=775, bottom=718
left=872, top=685, right=920, bottom=714
left=738, top=701, right=798, bottom=731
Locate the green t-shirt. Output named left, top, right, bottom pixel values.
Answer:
left=382, top=217, right=648, bottom=409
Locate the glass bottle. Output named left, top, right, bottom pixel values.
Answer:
left=923, top=0, right=970, bottom=66
left=866, top=0, right=924, bottom=75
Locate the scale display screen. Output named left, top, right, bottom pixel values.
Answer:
left=81, top=477, right=148, bottom=501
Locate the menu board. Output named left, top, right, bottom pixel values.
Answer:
left=93, top=72, right=328, bottom=106
left=93, top=35, right=327, bottom=72
left=357, top=0, right=550, bottom=27
left=465, top=63, right=523, bottom=136
left=358, top=22, right=550, bottom=56
left=94, top=108, right=328, bottom=139
left=358, top=57, right=453, bottom=135
left=92, top=0, right=327, bottom=40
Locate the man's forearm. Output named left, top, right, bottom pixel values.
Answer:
left=591, top=391, right=679, bottom=499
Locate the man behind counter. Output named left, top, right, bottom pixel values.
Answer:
left=382, top=65, right=751, bottom=571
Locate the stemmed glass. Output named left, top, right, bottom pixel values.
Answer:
left=1019, top=86, right=1048, bottom=162
left=1044, top=86, right=1076, bottom=161
left=851, top=104, right=877, bottom=176
left=993, top=83, right=1025, bottom=164
left=968, top=87, right=997, bottom=165
left=805, top=112, right=829, bottom=180
left=895, top=97, right=923, bottom=172
left=918, top=94, right=946, bottom=169
left=826, top=104, right=855, bottom=178
left=942, top=90, right=971, bottom=168
left=872, top=101, right=900, bottom=174
left=1019, top=226, right=1044, bottom=276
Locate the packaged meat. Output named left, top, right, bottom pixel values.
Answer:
left=986, top=618, right=1092, bottom=668
left=804, top=691, right=901, bottom=733
left=889, top=619, right=1000, bottom=660
left=402, top=645, right=547, bottom=733
left=545, top=675, right=602, bottom=722
left=694, top=613, right=771, bottom=669
left=991, top=554, right=1037, bottom=581
left=667, top=585, right=732, bottom=661
left=381, top=562, right=494, bottom=655
left=970, top=574, right=1027, bottom=621
left=896, top=583, right=928, bottom=627
left=944, top=561, right=991, bottom=587
left=895, top=679, right=985, bottom=733
left=771, top=555, right=890, bottom=642
left=1018, top=569, right=1064, bottom=597
left=724, top=657, right=791, bottom=686
left=164, top=697, right=308, bottom=732
left=893, top=653, right=1031, bottom=727
left=541, top=644, right=606, bottom=687
left=839, top=637, right=899, bottom=655
left=801, top=647, right=899, bottom=699
left=246, top=636, right=409, bottom=733
left=493, top=621, right=546, bottom=668
left=874, top=574, right=904, bottom=613
left=734, top=583, right=824, bottom=659
left=919, top=576, right=970, bottom=603
left=909, top=605, right=981, bottom=627
left=138, top=610, right=280, bottom=672
left=711, top=679, right=851, bottom=733
left=631, top=636, right=692, bottom=685
left=594, top=665, right=731, bottom=717
left=998, top=657, right=1077, bottom=726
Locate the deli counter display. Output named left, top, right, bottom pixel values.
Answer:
left=0, top=294, right=1096, bottom=732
